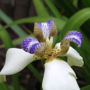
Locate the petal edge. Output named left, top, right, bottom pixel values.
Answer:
left=0, top=48, right=36, bottom=75
left=66, top=47, right=84, bottom=67
left=42, top=59, right=80, bottom=90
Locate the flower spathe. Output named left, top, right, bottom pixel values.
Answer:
left=0, top=20, right=83, bottom=90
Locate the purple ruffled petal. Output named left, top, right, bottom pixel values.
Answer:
left=21, top=37, right=40, bottom=54
left=35, top=20, right=54, bottom=38
left=29, top=43, right=40, bottom=54
left=64, top=31, right=83, bottom=47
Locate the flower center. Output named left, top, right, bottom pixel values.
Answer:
left=35, top=39, right=70, bottom=61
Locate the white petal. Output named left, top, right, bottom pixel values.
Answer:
left=42, top=59, right=80, bottom=90
left=55, top=43, right=84, bottom=67
left=66, top=47, right=84, bottom=67
left=0, top=48, right=36, bottom=75
left=55, top=43, right=60, bottom=49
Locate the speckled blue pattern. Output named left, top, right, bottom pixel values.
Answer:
left=29, top=43, right=40, bottom=54
left=64, top=31, right=83, bottom=47
left=21, top=37, right=40, bottom=54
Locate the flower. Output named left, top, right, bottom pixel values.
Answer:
left=0, top=20, right=83, bottom=90
left=42, top=31, right=83, bottom=90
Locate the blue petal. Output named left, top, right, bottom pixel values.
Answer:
left=64, top=31, right=83, bottom=47
left=21, top=37, right=40, bottom=54
left=35, top=20, right=54, bottom=38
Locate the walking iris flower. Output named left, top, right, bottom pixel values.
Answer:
left=0, top=20, right=83, bottom=90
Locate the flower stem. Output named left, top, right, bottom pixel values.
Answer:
left=28, top=64, right=42, bottom=83
left=12, top=74, right=21, bottom=90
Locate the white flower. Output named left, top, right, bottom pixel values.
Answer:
left=42, top=42, right=83, bottom=90
left=0, top=20, right=55, bottom=81
left=0, top=20, right=83, bottom=90
left=42, top=31, right=83, bottom=90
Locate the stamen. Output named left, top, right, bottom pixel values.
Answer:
left=35, top=42, right=52, bottom=59
left=35, top=43, right=47, bottom=57
left=64, top=31, right=83, bottom=47
left=53, top=40, right=70, bottom=57
left=60, top=39, right=70, bottom=54
left=21, top=37, right=40, bottom=54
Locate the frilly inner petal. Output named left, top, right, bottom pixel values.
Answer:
left=21, top=37, right=40, bottom=54
left=64, top=31, right=83, bottom=47
left=34, top=20, right=57, bottom=41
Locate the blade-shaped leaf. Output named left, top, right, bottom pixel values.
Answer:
left=0, top=10, right=27, bottom=37
left=33, top=0, right=49, bottom=16
left=3, top=16, right=65, bottom=32
left=81, top=85, right=90, bottom=90
left=59, top=8, right=90, bottom=40
left=44, top=0, right=61, bottom=18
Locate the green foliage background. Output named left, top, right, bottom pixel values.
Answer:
left=0, top=0, right=90, bottom=90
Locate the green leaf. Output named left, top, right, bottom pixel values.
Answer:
left=81, top=85, right=90, bottom=90
left=0, top=34, right=34, bottom=48
left=3, top=16, right=65, bottom=35
left=33, top=0, right=49, bottom=16
left=59, top=8, right=90, bottom=40
left=73, top=0, right=78, bottom=7
left=0, top=82, right=9, bottom=90
left=0, top=25, right=13, bottom=49
left=0, top=10, right=27, bottom=37
left=12, top=74, right=21, bottom=90
left=28, top=64, right=42, bottom=83
left=53, top=0, right=77, bottom=16
left=44, top=0, right=61, bottom=18
left=82, top=0, right=90, bottom=7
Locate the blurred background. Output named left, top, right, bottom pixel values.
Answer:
left=0, top=0, right=90, bottom=90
